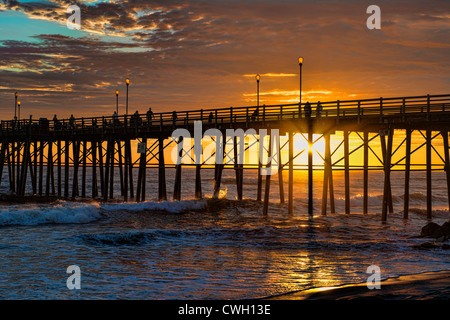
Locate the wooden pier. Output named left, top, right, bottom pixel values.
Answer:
left=1, top=93, right=450, bottom=222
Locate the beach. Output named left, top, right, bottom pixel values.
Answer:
left=268, top=270, right=450, bottom=300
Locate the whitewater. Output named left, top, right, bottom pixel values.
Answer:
left=0, top=167, right=449, bottom=299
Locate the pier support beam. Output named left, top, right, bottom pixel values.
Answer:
left=321, top=132, right=335, bottom=215
left=426, top=128, right=432, bottom=220
left=158, top=137, right=167, bottom=201
left=136, top=138, right=147, bottom=202
left=382, top=129, right=393, bottom=222
left=263, top=131, right=272, bottom=216
left=288, top=132, right=294, bottom=216
left=257, top=135, right=263, bottom=201
left=380, top=132, right=394, bottom=213
left=442, top=131, right=450, bottom=212
left=344, top=130, right=350, bottom=214
left=308, top=124, right=313, bottom=218
left=173, top=137, right=182, bottom=201
left=363, top=131, right=369, bottom=214
left=404, top=129, right=412, bottom=219
left=92, top=140, right=98, bottom=198
left=278, top=134, right=284, bottom=204
left=64, top=140, right=70, bottom=198
left=72, top=140, right=80, bottom=199
left=57, top=140, right=61, bottom=197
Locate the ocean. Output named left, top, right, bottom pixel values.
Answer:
left=0, top=167, right=449, bottom=299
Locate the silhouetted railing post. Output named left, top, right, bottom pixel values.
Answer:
left=379, top=97, right=383, bottom=119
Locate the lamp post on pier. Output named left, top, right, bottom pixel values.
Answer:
left=125, top=78, right=130, bottom=115
left=17, top=101, right=21, bottom=119
left=256, top=74, right=260, bottom=107
left=298, top=56, right=303, bottom=105
left=14, top=92, right=18, bottom=119
left=115, top=90, right=119, bottom=114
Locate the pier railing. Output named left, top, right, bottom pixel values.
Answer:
left=1, top=94, right=450, bottom=135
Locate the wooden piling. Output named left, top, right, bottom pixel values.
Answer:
left=426, top=128, right=432, bottom=219
left=234, top=136, right=243, bottom=201
left=98, top=140, right=105, bottom=198
left=57, top=140, right=61, bottom=197
left=92, top=140, right=98, bottom=198
left=380, top=132, right=394, bottom=213
left=11, top=141, right=15, bottom=192
left=442, top=131, right=450, bottom=212
left=103, top=139, right=111, bottom=201
left=117, top=140, right=124, bottom=197
left=308, top=124, right=313, bottom=218
left=363, top=131, right=369, bottom=214
left=64, top=140, right=70, bottom=198
left=257, top=135, right=263, bottom=201
left=382, top=130, right=393, bottom=222
left=46, top=141, right=53, bottom=196
left=344, top=130, right=350, bottom=214
left=403, top=129, right=412, bottom=219
left=126, top=139, right=134, bottom=199
left=0, top=141, right=6, bottom=190
left=39, top=141, right=44, bottom=195
left=321, top=133, right=331, bottom=215
left=288, top=132, right=294, bottom=216
left=82, top=140, right=87, bottom=198
left=278, top=134, right=284, bottom=204
left=72, top=140, right=80, bottom=199
left=109, top=139, right=115, bottom=200
left=173, top=137, right=182, bottom=201
left=158, top=137, right=167, bottom=201
left=263, top=130, right=272, bottom=216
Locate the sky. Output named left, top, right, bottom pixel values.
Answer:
left=0, top=0, right=449, bottom=119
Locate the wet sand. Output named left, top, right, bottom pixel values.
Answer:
left=268, top=271, right=450, bottom=300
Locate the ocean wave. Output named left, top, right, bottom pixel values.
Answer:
left=0, top=199, right=208, bottom=226
left=100, top=199, right=207, bottom=213
left=0, top=201, right=102, bottom=226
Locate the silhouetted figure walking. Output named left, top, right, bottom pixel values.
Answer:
left=172, top=111, right=177, bottom=126
left=69, top=114, right=75, bottom=128
left=304, top=102, right=312, bottom=118
left=53, top=114, right=61, bottom=129
left=208, top=112, right=214, bottom=123
left=251, top=107, right=259, bottom=121
left=316, top=101, right=323, bottom=118
left=146, top=107, right=155, bottom=126
left=132, top=110, right=141, bottom=126
left=113, top=111, right=119, bottom=125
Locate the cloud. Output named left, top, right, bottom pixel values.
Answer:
left=0, top=0, right=448, bottom=119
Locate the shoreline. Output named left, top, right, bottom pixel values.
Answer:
left=267, top=270, right=450, bottom=300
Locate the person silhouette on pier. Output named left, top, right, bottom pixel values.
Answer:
left=69, top=114, right=75, bottom=128
left=53, top=114, right=61, bottom=129
left=172, top=111, right=178, bottom=126
left=146, top=107, right=155, bottom=126
left=251, top=107, right=259, bottom=121
left=132, top=110, right=141, bottom=126
left=208, top=111, right=214, bottom=123
left=316, top=101, right=323, bottom=118
left=304, top=102, right=312, bottom=118
left=113, top=111, right=119, bottom=125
